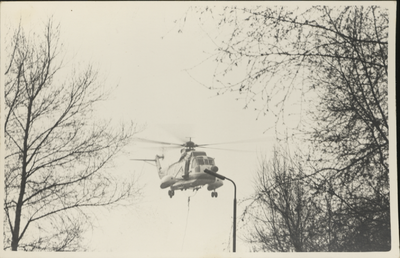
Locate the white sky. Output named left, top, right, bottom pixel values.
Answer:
left=1, top=2, right=398, bottom=258
left=1, top=2, right=276, bottom=255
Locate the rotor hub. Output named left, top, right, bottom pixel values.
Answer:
left=185, top=141, right=196, bottom=149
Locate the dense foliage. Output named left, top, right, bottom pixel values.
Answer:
left=190, top=5, right=390, bottom=251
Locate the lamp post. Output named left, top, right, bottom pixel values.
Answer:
left=204, top=169, right=236, bottom=252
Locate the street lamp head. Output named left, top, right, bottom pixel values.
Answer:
left=204, top=169, right=226, bottom=180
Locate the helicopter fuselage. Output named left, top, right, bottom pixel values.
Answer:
left=156, top=150, right=223, bottom=194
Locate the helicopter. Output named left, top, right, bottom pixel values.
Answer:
left=132, top=138, right=235, bottom=198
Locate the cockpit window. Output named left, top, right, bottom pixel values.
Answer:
left=204, top=159, right=209, bottom=165
left=208, top=158, right=215, bottom=165
left=197, top=158, right=204, bottom=165
left=192, top=151, right=207, bottom=157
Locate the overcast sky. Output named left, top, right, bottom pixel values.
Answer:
left=1, top=2, right=277, bottom=255
left=1, top=2, right=397, bottom=258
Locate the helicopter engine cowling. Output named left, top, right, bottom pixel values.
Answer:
left=160, top=175, right=175, bottom=189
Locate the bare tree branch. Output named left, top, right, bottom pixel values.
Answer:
left=4, top=18, right=142, bottom=251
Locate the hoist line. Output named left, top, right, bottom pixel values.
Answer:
left=180, top=190, right=199, bottom=251
left=181, top=196, right=191, bottom=251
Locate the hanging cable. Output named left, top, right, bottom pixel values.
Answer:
left=181, top=196, right=191, bottom=251
left=180, top=190, right=199, bottom=251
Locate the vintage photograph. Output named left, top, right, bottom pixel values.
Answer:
left=1, top=2, right=397, bottom=257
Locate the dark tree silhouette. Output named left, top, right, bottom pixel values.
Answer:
left=242, top=148, right=314, bottom=252
left=242, top=147, right=339, bottom=252
left=186, top=5, right=390, bottom=251
left=3, top=19, right=141, bottom=251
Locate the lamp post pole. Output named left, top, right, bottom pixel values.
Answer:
left=204, top=169, right=236, bottom=252
left=226, top=177, right=237, bottom=252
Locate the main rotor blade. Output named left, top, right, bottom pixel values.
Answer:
left=135, top=137, right=183, bottom=146
left=131, top=158, right=156, bottom=161
left=159, top=123, right=194, bottom=144
left=197, top=146, right=257, bottom=153
left=141, top=145, right=182, bottom=150
left=196, top=136, right=273, bottom=147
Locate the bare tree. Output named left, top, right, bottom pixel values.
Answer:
left=186, top=5, right=390, bottom=251
left=242, top=145, right=389, bottom=252
left=242, top=147, right=329, bottom=252
left=305, top=6, right=390, bottom=251
left=3, top=19, right=141, bottom=251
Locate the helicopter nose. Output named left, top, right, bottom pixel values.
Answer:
left=211, top=166, right=218, bottom=173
